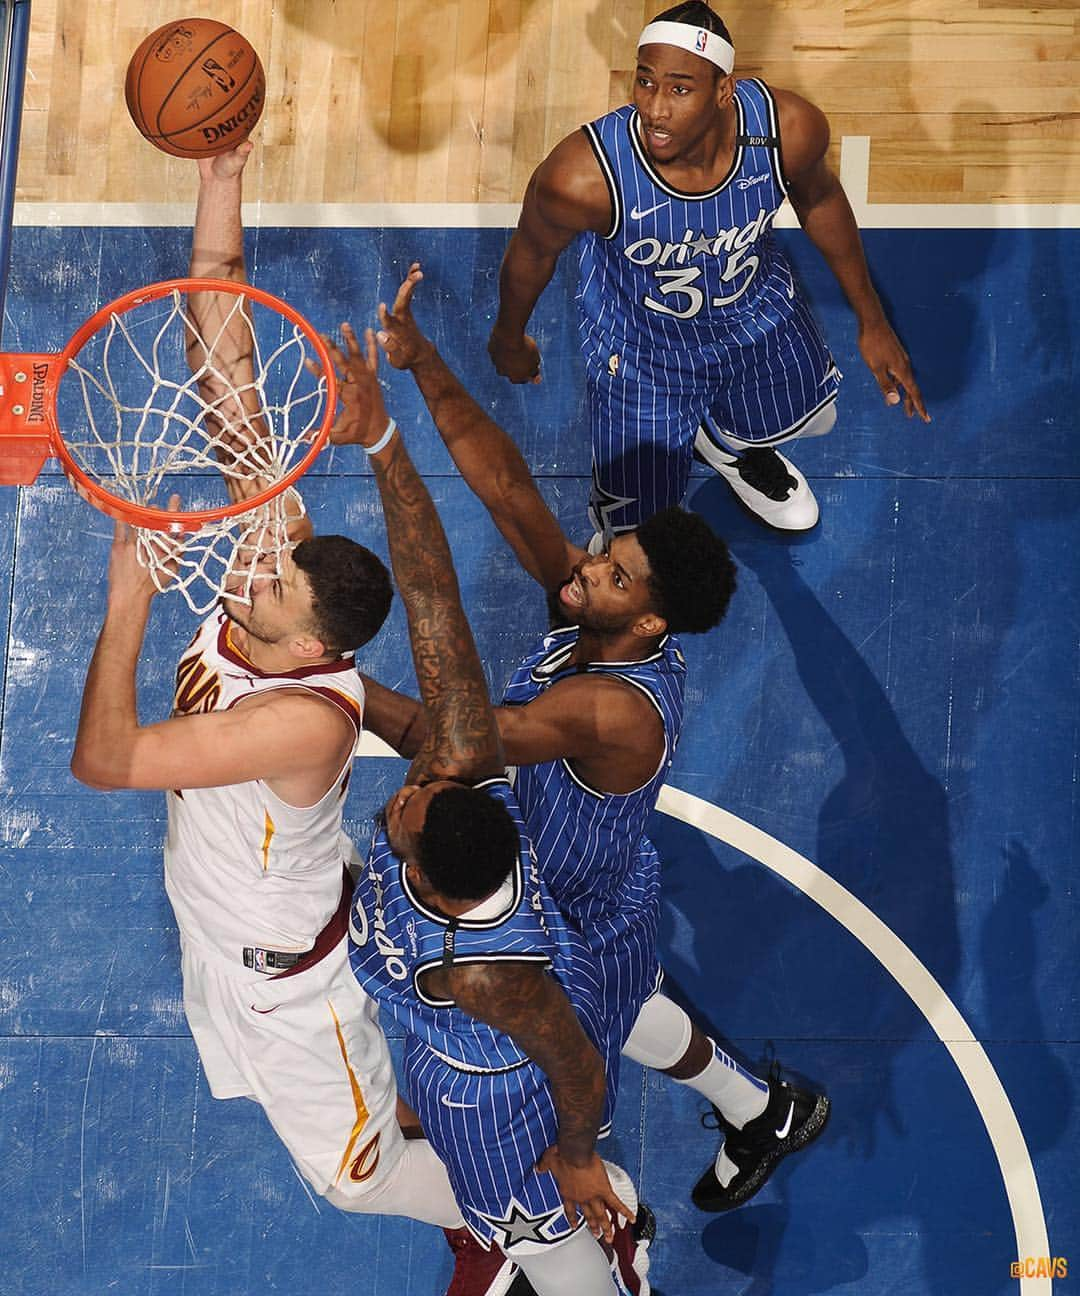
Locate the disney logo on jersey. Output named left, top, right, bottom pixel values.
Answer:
left=736, top=172, right=769, bottom=191
left=624, top=206, right=773, bottom=317
left=350, top=864, right=409, bottom=981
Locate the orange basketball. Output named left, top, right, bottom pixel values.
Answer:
left=125, top=18, right=265, bottom=159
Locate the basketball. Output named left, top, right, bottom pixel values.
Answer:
left=125, top=18, right=265, bottom=159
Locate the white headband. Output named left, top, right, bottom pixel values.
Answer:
left=638, top=20, right=735, bottom=74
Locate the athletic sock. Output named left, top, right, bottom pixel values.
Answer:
left=680, top=1040, right=770, bottom=1129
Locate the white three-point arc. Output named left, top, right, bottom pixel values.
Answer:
left=354, top=733, right=1052, bottom=1293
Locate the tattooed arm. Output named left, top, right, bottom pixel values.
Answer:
left=445, top=958, right=632, bottom=1240
left=323, top=326, right=502, bottom=783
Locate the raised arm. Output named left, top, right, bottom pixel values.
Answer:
left=70, top=521, right=352, bottom=802
left=323, top=327, right=502, bottom=784
left=184, top=143, right=312, bottom=525
left=375, top=265, right=583, bottom=592
left=186, top=144, right=263, bottom=450
left=776, top=88, right=928, bottom=422
left=487, top=131, right=611, bottom=385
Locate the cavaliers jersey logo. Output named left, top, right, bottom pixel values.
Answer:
left=173, top=650, right=222, bottom=715
left=348, top=1131, right=381, bottom=1183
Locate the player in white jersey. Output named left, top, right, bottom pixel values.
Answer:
left=361, top=267, right=830, bottom=1214
left=489, top=1, right=929, bottom=535
left=70, top=144, right=524, bottom=1296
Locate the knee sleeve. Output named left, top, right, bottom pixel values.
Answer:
left=622, top=992, right=693, bottom=1071
left=514, top=1225, right=613, bottom=1295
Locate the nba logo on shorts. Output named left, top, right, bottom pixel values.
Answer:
left=696, top=29, right=707, bottom=52
left=254, top=947, right=267, bottom=972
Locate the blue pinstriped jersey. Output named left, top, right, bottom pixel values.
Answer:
left=578, top=80, right=799, bottom=354
left=347, top=778, right=606, bottom=1074
left=501, top=626, right=686, bottom=928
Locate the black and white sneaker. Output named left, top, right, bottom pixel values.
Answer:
left=692, top=1067, right=831, bottom=1211
left=694, top=430, right=819, bottom=531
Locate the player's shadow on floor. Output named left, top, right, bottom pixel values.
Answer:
left=652, top=487, right=962, bottom=1292
left=979, top=838, right=1073, bottom=1156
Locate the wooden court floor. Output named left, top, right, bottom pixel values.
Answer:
left=17, top=0, right=1080, bottom=209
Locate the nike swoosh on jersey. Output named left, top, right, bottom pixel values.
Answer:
left=439, top=1095, right=478, bottom=1109
left=774, top=1101, right=795, bottom=1140
left=629, top=201, right=670, bottom=220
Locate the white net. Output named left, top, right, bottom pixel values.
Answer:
left=133, top=486, right=308, bottom=615
left=59, top=286, right=328, bottom=614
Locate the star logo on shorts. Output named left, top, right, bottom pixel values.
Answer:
left=477, top=1199, right=564, bottom=1248
left=589, top=480, right=637, bottom=538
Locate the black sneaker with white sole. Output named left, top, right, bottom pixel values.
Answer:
left=694, top=430, right=819, bottom=531
left=692, top=1066, right=831, bottom=1211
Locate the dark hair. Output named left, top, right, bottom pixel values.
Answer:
left=417, top=785, right=522, bottom=902
left=649, top=2, right=733, bottom=48
left=635, top=507, right=736, bottom=634
left=292, top=534, right=393, bottom=653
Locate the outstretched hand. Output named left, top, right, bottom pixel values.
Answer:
left=317, top=324, right=392, bottom=450
left=197, top=139, right=254, bottom=184
left=374, top=263, right=436, bottom=370
left=535, top=1147, right=634, bottom=1244
left=859, top=318, right=930, bottom=422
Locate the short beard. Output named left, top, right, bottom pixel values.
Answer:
left=579, top=606, right=630, bottom=636
left=218, top=596, right=278, bottom=647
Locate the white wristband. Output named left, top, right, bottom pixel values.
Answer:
left=364, top=417, right=398, bottom=456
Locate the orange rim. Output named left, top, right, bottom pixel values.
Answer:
left=54, top=277, right=337, bottom=533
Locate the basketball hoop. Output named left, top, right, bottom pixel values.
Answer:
left=0, top=277, right=338, bottom=612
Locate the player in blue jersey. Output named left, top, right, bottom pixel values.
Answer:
left=362, top=264, right=830, bottom=1215
left=320, top=321, right=650, bottom=1295
left=489, top=1, right=928, bottom=535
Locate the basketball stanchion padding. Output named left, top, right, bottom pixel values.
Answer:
left=0, top=278, right=338, bottom=612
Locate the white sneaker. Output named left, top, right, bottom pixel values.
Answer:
left=695, top=430, right=819, bottom=531
left=602, top=1162, right=651, bottom=1296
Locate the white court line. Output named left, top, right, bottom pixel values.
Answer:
left=352, top=738, right=1053, bottom=1288
left=657, top=784, right=1052, bottom=1295
left=12, top=137, right=1080, bottom=229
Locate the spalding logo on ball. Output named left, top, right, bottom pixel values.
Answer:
left=125, top=17, right=265, bottom=158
